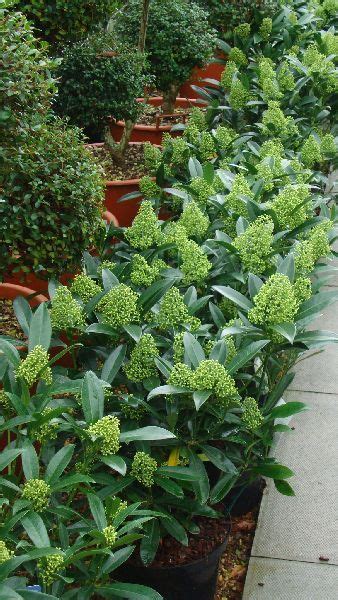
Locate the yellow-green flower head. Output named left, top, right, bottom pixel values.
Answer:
left=295, top=221, right=332, bottom=274
left=256, top=162, right=277, bottom=191
left=270, top=184, right=311, bottom=229
left=162, top=134, right=190, bottom=166
left=229, top=80, right=250, bottom=110
left=294, top=239, right=316, bottom=274
left=225, top=336, right=237, bottom=364
left=229, top=47, right=248, bottom=67
left=157, top=287, right=198, bottom=330
left=71, top=274, right=102, bottom=304
left=139, top=175, right=161, bottom=200
left=184, top=122, right=201, bottom=146
left=0, top=388, right=11, bottom=412
left=38, top=551, right=64, bottom=586
left=16, top=345, right=52, bottom=387
left=97, top=260, right=116, bottom=277
left=199, top=131, right=216, bottom=162
left=248, top=274, right=300, bottom=328
left=293, top=277, right=312, bottom=304
left=131, top=451, right=157, bottom=487
left=88, top=415, right=120, bottom=455
left=120, top=396, right=146, bottom=420
left=259, top=17, right=272, bottom=41
left=278, top=62, right=295, bottom=92
left=319, top=0, right=338, bottom=19
left=234, top=216, right=274, bottom=274
left=179, top=238, right=212, bottom=285
left=188, top=107, right=207, bottom=132
left=219, top=297, right=238, bottom=320
left=130, top=255, right=165, bottom=287
left=320, top=133, right=336, bottom=156
left=97, top=284, right=139, bottom=328
left=50, top=286, right=85, bottom=330
left=322, top=32, right=338, bottom=57
left=242, top=397, right=263, bottom=430
left=173, top=333, right=185, bottom=364
left=301, top=135, right=322, bottom=168
left=189, top=177, right=216, bottom=207
left=178, top=201, right=210, bottom=238
left=124, top=334, right=157, bottom=382
left=234, top=22, right=251, bottom=39
left=262, top=102, right=299, bottom=137
left=0, top=541, right=14, bottom=564
left=225, top=173, right=253, bottom=216
left=144, top=142, right=162, bottom=173
left=221, top=60, right=238, bottom=90
left=22, top=479, right=51, bottom=512
left=214, top=125, right=236, bottom=151
left=288, top=10, right=298, bottom=24
left=302, top=43, right=337, bottom=93
left=36, top=408, right=58, bottom=444
left=258, top=57, right=282, bottom=100
left=125, top=201, right=161, bottom=250
left=192, top=360, right=238, bottom=409
left=167, top=362, right=194, bottom=388
left=103, top=525, right=117, bottom=547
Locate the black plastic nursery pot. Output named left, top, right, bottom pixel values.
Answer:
left=118, top=532, right=229, bottom=600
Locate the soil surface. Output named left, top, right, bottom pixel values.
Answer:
left=0, top=299, right=25, bottom=340
left=138, top=102, right=192, bottom=127
left=89, top=143, right=148, bottom=181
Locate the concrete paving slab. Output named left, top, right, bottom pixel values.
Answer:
left=291, top=300, right=338, bottom=394
left=250, top=390, right=338, bottom=565
left=243, top=557, right=338, bottom=600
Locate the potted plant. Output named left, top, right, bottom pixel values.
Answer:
left=110, top=0, right=216, bottom=142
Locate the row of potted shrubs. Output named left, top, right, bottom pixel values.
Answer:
left=1, top=0, right=338, bottom=599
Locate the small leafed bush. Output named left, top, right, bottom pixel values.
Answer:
left=0, top=120, right=104, bottom=278
left=195, top=0, right=282, bottom=31
left=17, top=0, right=121, bottom=43
left=54, top=32, right=145, bottom=138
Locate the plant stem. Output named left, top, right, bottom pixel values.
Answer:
left=138, top=0, right=151, bottom=53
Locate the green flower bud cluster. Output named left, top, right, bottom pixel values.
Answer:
left=225, top=336, right=237, bottom=364
left=88, top=415, right=120, bottom=455
left=130, top=255, right=166, bottom=287
left=173, top=333, right=185, bottom=364
left=262, top=102, right=299, bottom=138
left=139, top=175, right=162, bottom=200
left=184, top=122, right=201, bottom=146
left=157, top=287, right=200, bottom=331
left=242, top=397, right=263, bottom=430
left=36, top=408, right=58, bottom=444
left=189, top=177, right=216, bottom=207
left=234, top=216, right=274, bottom=274
left=97, top=260, right=116, bottom=277
left=248, top=274, right=301, bottom=331
left=131, top=452, right=157, bottom=487
left=188, top=107, right=207, bottom=132
left=125, top=201, right=161, bottom=250
left=16, top=345, right=52, bottom=387
left=258, top=57, right=282, bottom=100
left=193, top=359, right=238, bottom=409
left=320, top=133, right=336, bottom=156
left=144, top=142, right=162, bottom=173
left=120, top=397, right=146, bottom=420
left=221, top=61, right=238, bottom=90
left=229, top=80, right=251, bottom=110
left=199, top=131, right=216, bottom=162
left=322, top=32, right=338, bottom=56
left=0, top=541, right=14, bottom=564
left=163, top=134, right=190, bottom=166
left=278, top=62, right=295, bottom=92
left=259, top=17, right=272, bottom=41
left=270, top=184, right=310, bottom=229
left=229, top=47, right=248, bottom=67
left=234, top=23, right=251, bottom=39
left=71, top=274, right=102, bottom=304
left=214, top=125, right=236, bottom=151
left=50, top=286, right=85, bottom=330
left=97, top=284, right=139, bottom=328
left=224, top=173, right=253, bottom=216
left=293, top=277, right=312, bottom=304
left=316, top=0, right=338, bottom=20
left=179, top=237, right=212, bottom=285
left=168, top=362, right=194, bottom=388
left=124, top=334, right=157, bottom=382
left=22, top=479, right=51, bottom=512
left=219, top=297, right=238, bottom=320
left=103, top=525, right=117, bottom=547
left=288, top=10, right=298, bottom=25
left=301, top=135, right=322, bottom=167
left=256, top=161, right=278, bottom=191
left=302, top=43, right=337, bottom=93
left=295, top=221, right=332, bottom=274
left=38, top=551, right=65, bottom=586
left=0, top=388, right=11, bottom=412
left=178, top=201, right=210, bottom=238
left=257, top=139, right=285, bottom=190
left=260, top=139, right=284, bottom=163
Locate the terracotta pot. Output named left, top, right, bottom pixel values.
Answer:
left=0, top=283, right=48, bottom=306
left=109, top=96, right=205, bottom=146
left=179, top=54, right=227, bottom=100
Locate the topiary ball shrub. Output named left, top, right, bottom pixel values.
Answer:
left=195, top=0, right=282, bottom=32
left=17, top=0, right=121, bottom=44
left=54, top=32, right=145, bottom=141
left=0, top=119, right=105, bottom=278
left=0, top=7, right=57, bottom=155
left=113, top=0, right=217, bottom=112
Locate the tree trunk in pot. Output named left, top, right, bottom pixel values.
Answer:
left=163, top=84, right=180, bottom=114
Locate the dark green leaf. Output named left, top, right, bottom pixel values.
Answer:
left=28, top=303, right=51, bottom=352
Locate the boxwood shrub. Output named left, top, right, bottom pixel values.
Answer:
left=195, top=0, right=282, bottom=32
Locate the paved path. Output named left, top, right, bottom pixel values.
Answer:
left=242, top=246, right=338, bottom=599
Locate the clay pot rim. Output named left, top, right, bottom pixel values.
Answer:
left=88, top=141, right=159, bottom=187
left=0, top=283, right=48, bottom=305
